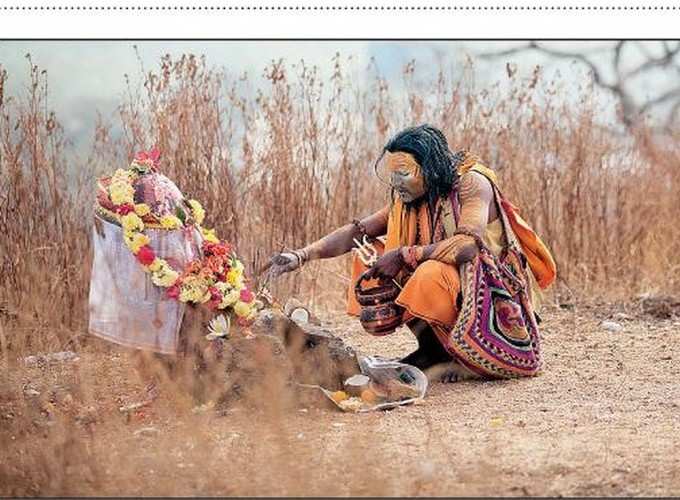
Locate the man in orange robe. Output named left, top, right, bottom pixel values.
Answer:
left=268, top=124, right=555, bottom=375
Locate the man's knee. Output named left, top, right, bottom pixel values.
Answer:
left=410, top=259, right=460, bottom=294
left=412, top=259, right=446, bottom=280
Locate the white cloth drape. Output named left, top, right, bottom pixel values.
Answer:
left=88, top=215, right=203, bottom=355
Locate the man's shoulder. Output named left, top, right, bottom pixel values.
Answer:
left=456, top=150, right=497, bottom=180
left=458, top=170, right=494, bottom=202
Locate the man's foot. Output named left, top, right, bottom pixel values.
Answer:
left=399, top=320, right=453, bottom=370
left=425, top=360, right=482, bottom=383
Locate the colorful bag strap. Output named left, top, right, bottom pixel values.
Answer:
left=461, top=166, right=523, bottom=253
left=448, top=185, right=461, bottom=227
left=491, top=183, right=523, bottom=253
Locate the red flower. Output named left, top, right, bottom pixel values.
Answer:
left=202, top=241, right=214, bottom=255
left=203, top=241, right=230, bottom=257
left=166, top=284, right=180, bottom=299
left=136, top=245, right=156, bottom=266
left=208, top=286, right=223, bottom=309
left=240, top=288, right=254, bottom=303
left=115, top=203, right=135, bottom=215
left=206, top=255, right=224, bottom=274
left=134, top=147, right=161, bottom=169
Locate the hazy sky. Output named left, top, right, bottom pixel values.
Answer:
left=0, top=41, right=675, bottom=151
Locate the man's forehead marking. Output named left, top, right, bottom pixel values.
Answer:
left=386, top=151, right=419, bottom=172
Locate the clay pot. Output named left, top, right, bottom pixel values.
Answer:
left=354, top=275, right=403, bottom=335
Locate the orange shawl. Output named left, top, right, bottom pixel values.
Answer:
left=348, top=155, right=556, bottom=315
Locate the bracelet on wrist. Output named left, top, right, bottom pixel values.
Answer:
left=293, top=248, right=309, bottom=267
left=351, top=218, right=369, bottom=240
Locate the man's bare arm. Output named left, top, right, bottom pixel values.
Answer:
left=303, top=205, right=389, bottom=261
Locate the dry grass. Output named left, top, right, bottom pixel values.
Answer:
left=2, top=54, right=679, bottom=352
left=1, top=50, right=680, bottom=496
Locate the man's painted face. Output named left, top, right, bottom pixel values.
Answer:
left=385, top=151, right=427, bottom=204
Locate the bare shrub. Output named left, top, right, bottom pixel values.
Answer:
left=2, top=53, right=680, bottom=344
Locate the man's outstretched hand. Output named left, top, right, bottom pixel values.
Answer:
left=266, top=252, right=302, bottom=278
left=360, top=248, right=405, bottom=282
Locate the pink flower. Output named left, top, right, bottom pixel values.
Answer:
left=134, top=147, right=161, bottom=169
left=136, top=245, right=156, bottom=266
left=115, top=203, right=135, bottom=215
left=166, top=284, right=180, bottom=299
left=208, top=286, right=223, bottom=309
left=240, top=288, right=254, bottom=303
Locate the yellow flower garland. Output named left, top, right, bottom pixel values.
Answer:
left=101, top=156, right=256, bottom=322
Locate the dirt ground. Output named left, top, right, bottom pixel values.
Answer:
left=2, top=302, right=680, bottom=497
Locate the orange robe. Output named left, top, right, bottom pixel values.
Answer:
left=347, top=160, right=556, bottom=336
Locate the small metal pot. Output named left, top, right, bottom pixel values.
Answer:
left=354, top=275, right=404, bottom=335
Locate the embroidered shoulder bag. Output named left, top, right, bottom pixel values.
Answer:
left=445, top=184, right=543, bottom=379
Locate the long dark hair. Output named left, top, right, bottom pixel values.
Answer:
left=377, top=124, right=462, bottom=205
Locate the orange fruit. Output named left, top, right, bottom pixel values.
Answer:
left=331, top=390, right=349, bottom=403
left=360, top=389, right=377, bottom=404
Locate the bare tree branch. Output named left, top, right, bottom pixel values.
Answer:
left=634, top=42, right=657, bottom=62
left=477, top=40, right=680, bottom=129
left=477, top=42, right=614, bottom=59
left=476, top=43, right=535, bottom=59
left=624, top=43, right=680, bottom=80
left=641, top=87, right=680, bottom=114
left=527, top=42, right=619, bottom=92
left=479, top=41, right=618, bottom=91
left=613, top=41, right=625, bottom=77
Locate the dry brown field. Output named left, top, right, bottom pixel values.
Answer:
left=2, top=53, right=680, bottom=496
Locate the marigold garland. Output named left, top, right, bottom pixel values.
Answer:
left=100, top=148, right=258, bottom=325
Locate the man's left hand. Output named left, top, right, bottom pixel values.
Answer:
left=361, top=248, right=405, bottom=282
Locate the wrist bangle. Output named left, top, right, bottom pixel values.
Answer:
left=352, top=218, right=368, bottom=239
left=293, top=249, right=309, bottom=267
